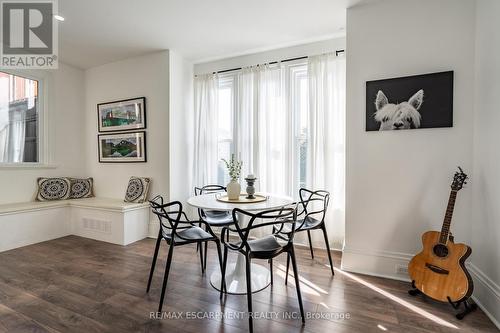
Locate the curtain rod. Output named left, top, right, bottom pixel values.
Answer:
left=198, top=49, right=345, bottom=76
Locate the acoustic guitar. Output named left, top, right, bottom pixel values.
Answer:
left=408, top=167, right=473, bottom=303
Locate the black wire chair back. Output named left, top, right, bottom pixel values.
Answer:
left=223, top=204, right=298, bottom=253
left=149, top=195, right=196, bottom=242
left=297, top=188, right=330, bottom=227
left=194, top=185, right=228, bottom=218
left=194, top=184, right=226, bottom=196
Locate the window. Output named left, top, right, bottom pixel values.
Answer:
left=290, top=64, right=309, bottom=193
left=193, top=53, right=345, bottom=243
left=215, top=60, right=309, bottom=195
left=0, top=71, right=39, bottom=163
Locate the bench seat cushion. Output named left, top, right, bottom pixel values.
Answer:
left=70, top=198, right=149, bottom=212
left=0, top=198, right=149, bottom=216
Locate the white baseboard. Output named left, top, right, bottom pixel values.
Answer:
left=341, top=247, right=413, bottom=281
left=341, top=246, right=500, bottom=329
left=468, top=263, right=500, bottom=329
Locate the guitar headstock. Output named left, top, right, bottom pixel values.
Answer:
left=451, top=166, right=468, bottom=191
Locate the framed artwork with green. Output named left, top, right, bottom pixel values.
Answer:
left=98, top=131, right=146, bottom=163
left=97, top=97, right=146, bottom=132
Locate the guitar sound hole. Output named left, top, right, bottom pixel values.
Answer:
left=433, top=244, right=449, bottom=258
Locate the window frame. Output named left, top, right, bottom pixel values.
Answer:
left=288, top=62, right=309, bottom=195
left=216, top=73, right=237, bottom=185
left=0, top=69, right=49, bottom=168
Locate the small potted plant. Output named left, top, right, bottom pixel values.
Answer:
left=222, top=154, right=243, bottom=200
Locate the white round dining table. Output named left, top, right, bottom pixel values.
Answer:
left=187, top=193, right=294, bottom=295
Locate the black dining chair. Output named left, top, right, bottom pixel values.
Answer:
left=146, top=195, right=224, bottom=312
left=146, top=195, right=205, bottom=292
left=194, top=185, right=235, bottom=271
left=220, top=204, right=304, bottom=333
left=280, top=189, right=334, bottom=283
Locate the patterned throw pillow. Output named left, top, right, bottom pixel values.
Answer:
left=36, top=177, right=71, bottom=201
left=68, top=177, right=94, bottom=199
left=124, top=177, right=151, bottom=203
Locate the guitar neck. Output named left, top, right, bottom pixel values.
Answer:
left=439, top=190, right=458, bottom=244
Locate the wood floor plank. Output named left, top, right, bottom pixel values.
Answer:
left=0, top=235, right=497, bottom=333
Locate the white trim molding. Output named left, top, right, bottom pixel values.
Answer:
left=467, top=263, right=500, bottom=329
left=341, top=246, right=413, bottom=282
left=341, top=246, right=500, bottom=329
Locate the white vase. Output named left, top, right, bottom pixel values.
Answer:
left=226, top=180, right=241, bottom=200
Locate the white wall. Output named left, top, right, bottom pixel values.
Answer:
left=344, top=0, right=500, bottom=327
left=85, top=51, right=170, bottom=200
left=169, top=51, right=194, bottom=203
left=343, top=0, right=475, bottom=278
left=471, top=0, right=500, bottom=327
left=0, top=63, right=86, bottom=204
left=194, top=38, right=345, bottom=75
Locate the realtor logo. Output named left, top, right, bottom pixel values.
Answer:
left=1, top=0, right=58, bottom=68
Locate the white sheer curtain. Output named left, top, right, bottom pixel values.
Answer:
left=192, top=54, right=346, bottom=247
left=235, top=64, right=292, bottom=196
left=304, top=53, right=346, bottom=249
left=192, top=74, right=219, bottom=188
left=235, top=67, right=256, bottom=178
left=255, top=64, right=292, bottom=195
left=0, top=102, right=27, bottom=163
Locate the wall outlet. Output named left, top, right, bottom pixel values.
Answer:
left=396, top=264, right=408, bottom=275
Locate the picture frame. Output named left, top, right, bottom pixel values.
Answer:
left=366, top=71, right=453, bottom=131
left=98, top=131, right=147, bottom=163
left=97, top=97, right=146, bottom=132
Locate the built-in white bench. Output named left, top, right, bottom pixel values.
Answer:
left=0, top=198, right=150, bottom=252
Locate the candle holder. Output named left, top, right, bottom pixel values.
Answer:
left=244, top=175, right=257, bottom=199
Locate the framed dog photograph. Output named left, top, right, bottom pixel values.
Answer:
left=97, top=97, right=146, bottom=132
left=366, top=71, right=453, bottom=131
left=98, top=131, right=146, bottom=163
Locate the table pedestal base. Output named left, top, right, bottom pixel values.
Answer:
left=210, top=255, right=271, bottom=295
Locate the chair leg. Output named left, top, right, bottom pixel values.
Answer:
left=220, top=245, right=228, bottom=298
left=215, top=241, right=225, bottom=294
left=158, top=243, right=174, bottom=313
left=204, top=241, right=208, bottom=271
left=146, top=231, right=162, bottom=292
left=203, top=224, right=210, bottom=271
left=285, top=252, right=290, bottom=285
left=196, top=221, right=202, bottom=252
left=199, top=239, right=205, bottom=274
left=245, top=255, right=253, bottom=333
left=269, top=258, right=273, bottom=285
left=290, top=247, right=305, bottom=323
left=321, top=225, right=335, bottom=276
left=307, top=230, right=314, bottom=259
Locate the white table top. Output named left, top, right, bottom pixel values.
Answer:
left=187, top=193, right=294, bottom=212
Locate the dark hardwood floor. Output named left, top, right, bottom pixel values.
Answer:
left=0, top=236, right=497, bottom=333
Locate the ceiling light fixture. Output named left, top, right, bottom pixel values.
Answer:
left=54, top=15, right=65, bottom=21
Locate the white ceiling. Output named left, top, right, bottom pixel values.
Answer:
left=58, top=0, right=359, bottom=69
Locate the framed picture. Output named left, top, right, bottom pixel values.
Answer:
left=98, top=131, right=146, bottom=163
left=97, top=97, right=146, bottom=132
left=366, top=71, right=453, bottom=131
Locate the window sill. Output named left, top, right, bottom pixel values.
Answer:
left=0, top=163, right=58, bottom=170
